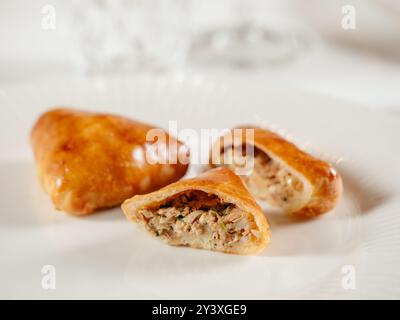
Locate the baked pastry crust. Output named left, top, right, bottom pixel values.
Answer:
left=122, top=167, right=270, bottom=255
left=210, top=126, right=343, bottom=218
left=30, top=108, right=189, bottom=215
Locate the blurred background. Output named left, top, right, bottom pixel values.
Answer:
left=0, top=0, right=399, bottom=109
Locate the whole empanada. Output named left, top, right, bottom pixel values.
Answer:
left=122, top=167, right=270, bottom=255
left=30, top=108, right=189, bottom=215
left=209, top=126, right=343, bottom=218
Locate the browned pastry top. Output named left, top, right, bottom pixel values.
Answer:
left=31, top=108, right=189, bottom=215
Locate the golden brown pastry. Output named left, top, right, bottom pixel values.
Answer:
left=209, top=126, right=343, bottom=218
left=122, top=167, right=270, bottom=255
left=30, top=108, right=189, bottom=215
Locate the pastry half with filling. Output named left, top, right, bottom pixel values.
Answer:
left=209, top=126, right=343, bottom=218
left=122, top=167, right=270, bottom=255
left=31, top=108, right=189, bottom=215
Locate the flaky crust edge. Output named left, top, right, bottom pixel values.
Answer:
left=210, top=127, right=343, bottom=218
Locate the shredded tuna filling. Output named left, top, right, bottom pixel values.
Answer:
left=136, top=190, right=261, bottom=250
left=219, top=146, right=305, bottom=211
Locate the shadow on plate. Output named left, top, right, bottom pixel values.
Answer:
left=339, top=166, right=390, bottom=215
left=259, top=166, right=391, bottom=257
left=0, top=161, right=126, bottom=228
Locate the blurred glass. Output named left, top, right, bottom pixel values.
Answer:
left=68, top=0, right=192, bottom=73
left=189, top=23, right=305, bottom=68
left=188, top=0, right=307, bottom=68
left=66, top=0, right=307, bottom=74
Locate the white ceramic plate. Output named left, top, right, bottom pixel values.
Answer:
left=0, top=75, right=399, bottom=299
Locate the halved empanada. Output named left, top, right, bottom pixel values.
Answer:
left=30, top=108, right=189, bottom=215
left=122, top=167, right=270, bottom=255
left=209, top=126, right=342, bottom=218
